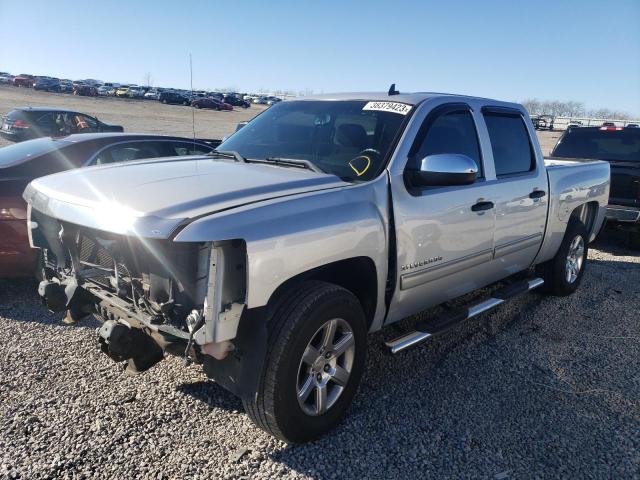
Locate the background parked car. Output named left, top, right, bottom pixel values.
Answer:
left=144, top=89, right=160, bottom=100
left=159, top=91, right=190, bottom=105
left=1, top=107, right=123, bottom=142
left=58, top=80, right=74, bottom=93
left=0, top=74, right=15, bottom=85
left=191, top=97, right=233, bottom=110
left=13, top=75, right=34, bottom=88
left=222, top=94, right=250, bottom=108
left=130, top=87, right=146, bottom=98
left=73, top=84, right=98, bottom=96
left=115, top=87, right=132, bottom=98
left=0, top=133, right=218, bottom=278
left=33, top=78, right=61, bottom=92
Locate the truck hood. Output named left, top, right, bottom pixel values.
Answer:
left=24, top=156, right=348, bottom=238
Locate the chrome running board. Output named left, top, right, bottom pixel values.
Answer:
left=385, top=277, right=545, bottom=354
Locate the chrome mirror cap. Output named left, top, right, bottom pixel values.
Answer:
left=408, top=153, right=478, bottom=187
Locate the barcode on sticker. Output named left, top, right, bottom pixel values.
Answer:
left=363, top=101, right=412, bottom=115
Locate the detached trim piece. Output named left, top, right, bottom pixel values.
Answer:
left=385, top=277, right=544, bottom=354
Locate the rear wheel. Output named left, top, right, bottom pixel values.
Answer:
left=243, top=281, right=367, bottom=444
left=536, top=219, right=588, bottom=296
left=629, top=230, right=640, bottom=250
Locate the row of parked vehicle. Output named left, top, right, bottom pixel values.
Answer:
left=0, top=72, right=283, bottom=109
left=531, top=115, right=639, bottom=131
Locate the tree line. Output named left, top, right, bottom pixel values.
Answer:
left=521, top=99, right=633, bottom=120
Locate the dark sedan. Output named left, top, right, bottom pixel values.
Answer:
left=0, top=133, right=217, bottom=277
left=1, top=107, right=123, bottom=142
left=222, top=95, right=250, bottom=108
left=33, top=78, right=61, bottom=92
left=191, top=97, right=233, bottom=111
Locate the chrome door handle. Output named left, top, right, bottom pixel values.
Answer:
left=471, top=201, right=494, bottom=212
left=529, top=190, right=546, bottom=199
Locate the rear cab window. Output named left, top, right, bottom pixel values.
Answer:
left=482, top=110, right=536, bottom=177
left=552, top=128, right=640, bottom=162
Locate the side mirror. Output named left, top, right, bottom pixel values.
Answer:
left=407, top=153, right=478, bottom=187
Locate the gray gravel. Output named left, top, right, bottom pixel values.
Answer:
left=1, top=228, right=638, bottom=479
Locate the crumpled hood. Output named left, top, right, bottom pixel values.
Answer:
left=23, top=156, right=347, bottom=238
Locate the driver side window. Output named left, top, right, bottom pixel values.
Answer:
left=412, top=108, right=483, bottom=177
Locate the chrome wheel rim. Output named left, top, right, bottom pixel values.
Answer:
left=296, top=318, right=355, bottom=416
left=565, top=235, right=585, bottom=283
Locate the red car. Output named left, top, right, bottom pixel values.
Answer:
left=13, top=75, right=34, bottom=88
left=191, top=97, right=233, bottom=111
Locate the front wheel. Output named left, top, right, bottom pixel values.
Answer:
left=243, top=281, right=367, bottom=443
left=536, top=218, right=588, bottom=296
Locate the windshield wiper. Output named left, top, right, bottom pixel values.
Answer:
left=263, top=157, right=324, bottom=173
left=207, top=150, right=246, bottom=163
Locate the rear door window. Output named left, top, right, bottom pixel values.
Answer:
left=483, top=112, right=535, bottom=176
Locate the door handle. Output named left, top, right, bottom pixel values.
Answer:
left=471, top=201, right=494, bottom=212
left=529, top=190, right=546, bottom=199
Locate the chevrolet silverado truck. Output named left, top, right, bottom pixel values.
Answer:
left=551, top=124, right=640, bottom=248
left=23, top=92, right=610, bottom=443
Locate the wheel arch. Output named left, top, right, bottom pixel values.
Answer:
left=570, top=201, right=600, bottom=242
left=266, top=257, right=378, bottom=331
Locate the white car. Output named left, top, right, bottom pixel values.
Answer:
left=97, top=86, right=113, bottom=96
left=144, top=90, right=160, bottom=100
left=130, top=88, right=146, bottom=99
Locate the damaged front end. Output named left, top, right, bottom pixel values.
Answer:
left=30, top=208, right=248, bottom=375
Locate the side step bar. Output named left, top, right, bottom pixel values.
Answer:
left=385, top=277, right=544, bottom=354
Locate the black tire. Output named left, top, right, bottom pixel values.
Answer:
left=194, top=104, right=200, bottom=109
left=243, top=281, right=367, bottom=444
left=536, top=218, right=588, bottom=296
left=629, top=230, right=640, bottom=250
left=162, top=99, right=167, bottom=104
left=183, top=101, right=189, bottom=106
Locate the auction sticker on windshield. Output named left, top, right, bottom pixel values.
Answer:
left=363, top=101, right=412, bottom=115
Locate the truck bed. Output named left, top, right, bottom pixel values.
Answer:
left=535, top=158, right=610, bottom=264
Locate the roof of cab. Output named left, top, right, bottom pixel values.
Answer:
left=298, top=91, right=501, bottom=106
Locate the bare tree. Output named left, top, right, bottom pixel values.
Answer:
left=521, top=99, right=631, bottom=119
left=143, top=72, right=153, bottom=88
left=565, top=101, right=585, bottom=117
left=522, top=98, right=542, bottom=116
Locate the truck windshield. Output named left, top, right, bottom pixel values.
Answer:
left=552, top=128, right=640, bottom=162
left=217, top=100, right=410, bottom=181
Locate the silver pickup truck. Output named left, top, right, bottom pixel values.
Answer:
left=24, top=92, right=609, bottom=443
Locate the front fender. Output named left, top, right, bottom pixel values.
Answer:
left=173, top=176, right=390, bottom=321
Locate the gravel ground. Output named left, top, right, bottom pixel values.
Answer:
left=0, top=229, right=638, bottom=479
left=1, top=89, right=638, bottom=479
